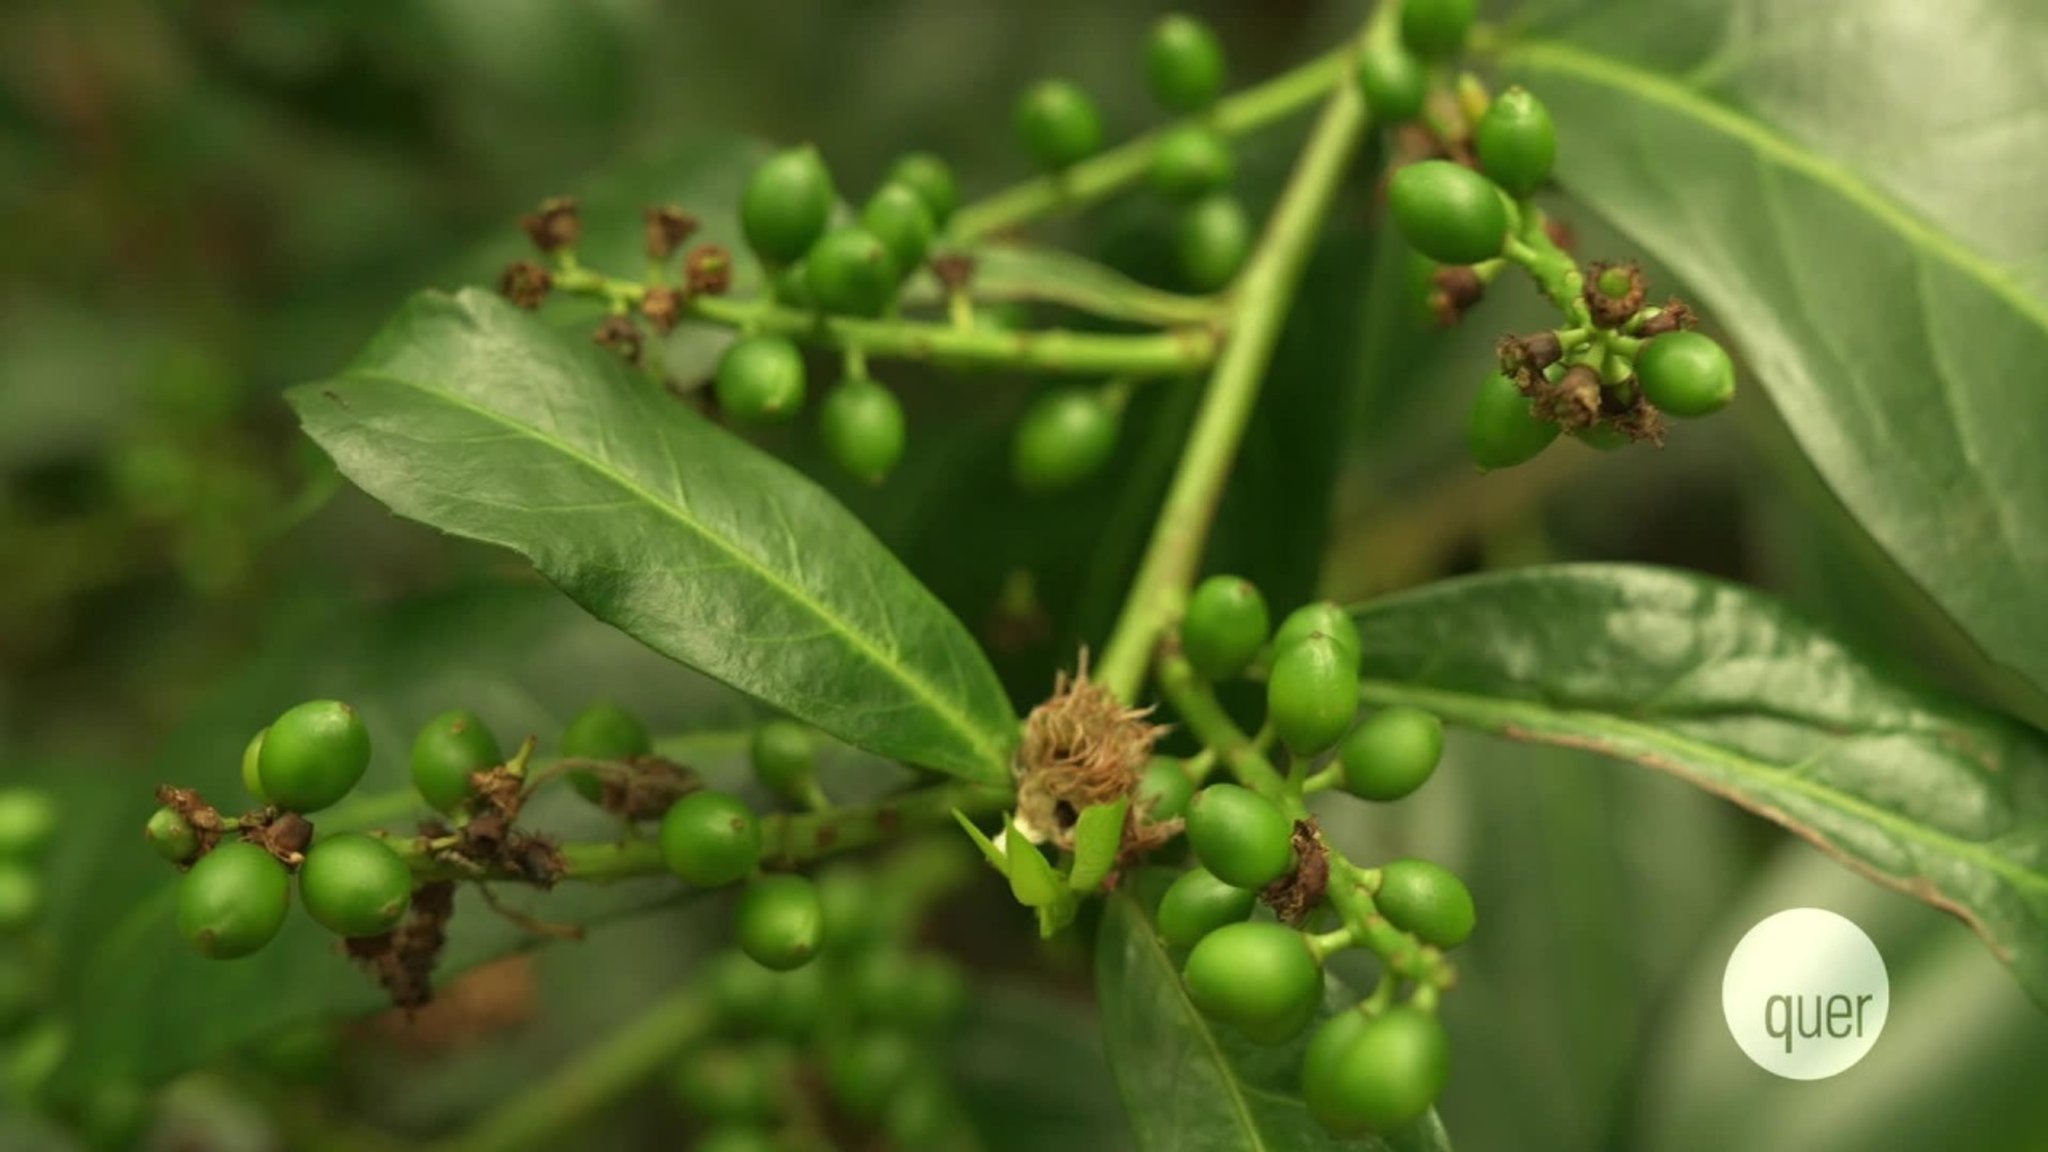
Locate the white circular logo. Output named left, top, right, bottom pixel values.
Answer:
left=1721, top=907, right=1889, bottom=1079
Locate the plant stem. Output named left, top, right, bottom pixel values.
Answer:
left=431, top=986, right=710, bottom=1152
left=398, top=780, right=1011, bottom=884
left=949, top=47, right=1351, bottom=241
left=1095, top=55, right=1371, bottom=703
left=1155, top=650, right=1287, bottom=797
left=554, top=269, right=1215, bottom=377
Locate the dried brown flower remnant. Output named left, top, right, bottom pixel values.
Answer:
left=521, top=196, right=582, bottom=254
left=1013, top=653, right=1168, bottom=848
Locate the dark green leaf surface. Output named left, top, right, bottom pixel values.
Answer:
left=1095, top=881, right=1451, bottom=1152
left=1351, top=564, right=2048, bottom=1007
left=1502, top=12, right=2048, bottom=696
left=291, top=288, right=1016, bottom=781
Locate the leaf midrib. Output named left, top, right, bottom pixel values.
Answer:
left=1358, top=679, right=2048, bottom=897
left=1501, top=39, right=2048, bottom=332
left=334, top=366, right=1010, bottom=778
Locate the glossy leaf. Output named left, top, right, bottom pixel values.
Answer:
left=1095, top=880, right=1451, bottom=1152
left=1350, top=564, right=2048, bottom=1008
left=291, top=288, right=1016, bottom=782
left=1502, top=10, right=2048, bottom=696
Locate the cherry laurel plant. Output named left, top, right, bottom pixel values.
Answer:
left=116, top=2, right=1758, bottom=1147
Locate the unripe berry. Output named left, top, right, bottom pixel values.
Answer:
left=298, top=832, right=413, bottom=939
left=887, top=152, right=959, bottom=225
left=1468, top=371, right=1559, bottom=470
left=242, top=728, right=270, bottom=804
left=741, top=146, right=836, bottom=265
left=177, top=841, right=290, bottom=959
left=1181, top=575, right=1270, bottom=682
left=715, top=335, right=808, bottom=425
left=1339, top=706, right=1444, bottom=802
left=1012, top=386, right=1120, bottom=493
left=1375, top=858, right=1476, bottom=949
left=1146, top=14, right=1226, bottom=113
left=1150, top=124, right=1235, bottom=203
left=1272, top=601, right=1362, bottom=668
left=1014, top=80, right=1103, bottom=171
left=1182, top=921, right=1322, bottom=1044
left=1387, top=160, right=1509, bottom=266
left=862, top=183, right=936, bottom=278
left=821, top=377, right=907, bottom=484
left=257, top=700, right=371, bottom=814
left=661, top=791, right=762, bottom=887
left=1356, top=40, right=1427, bottom=124
left=1267, top=633, right=1361, bottom=757
left=750, top=719, right=819, bottom=806
left=0, top=789, right=56, bottom=861
left=1635, top=331, right=1736, bottom=418
left=1156, top=866, right=1258, bottom=948
left=409, top=709, right=503, bottom=813
left=1135, top=757, right=1196, bottom=823
left=0, top=863, right=41, bottom=934
left=562, top=701, right=652, bottom=803
left=145, top=806, right=200, bottom=864
left=733, top=873, right=824, bottom=971
left=1399, top=0, right=1477, bottom=60
left=1304, top=1005, right=1449, bottom=1135
left=1176, top=193, right=1252, bottom=292
left=1475, top=88, right=1557, bottom=198
left=1185, top=783, right=1294, bottom=890
left=805, top=227, right=901, bottom=318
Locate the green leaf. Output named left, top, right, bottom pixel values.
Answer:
left=290, top=288, right=1016, bottom=782
left=1501, top=16, right=2048, bottom=696
left=1349, top=563, right=2048, bottom=1009
left=1005, top=818, right=1062, bottom=909
left=1095, top=880, right=1450, bottom=1152
left=955, top=809, right=1011, bottom=874
left=1070, top=797, right=1131, bottom=892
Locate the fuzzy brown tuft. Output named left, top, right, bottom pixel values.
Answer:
left=1013, top=654, right=1168, bottom=847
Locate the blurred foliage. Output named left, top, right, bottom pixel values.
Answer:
left=0, top=0, right=2041, bottom=1149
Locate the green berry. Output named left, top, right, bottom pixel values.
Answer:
left=1182, top=575, right=1270, bottom=681
left=1467, top=371, right=1559, bottom=471
left=1182, top=921, right=1322, bottom=1043
left=805, top=227, right=901, bottom=317
left=820, top=377, right=907, bottom=484
left=734, top=874, right=823, bottom=971
left=861, top=183, right=936, bottom=278
left=741, top=146, right=836, bottom=265
left=409, top=709, right=503, bottom=813
left=671, top=1043, right=792, bottom=1121
left=1135, top=757, right=1196, bottom=823
left=849, top=949, right=966, bottom=1031
left=1635, top=331, right=1736, bottom=418
left=1176, top=193, right=1252, bottom=292
left=562, top=701, right=652, bottom=804
left=1375, top=858, right=1475, bottom=949
left=1339, top=707, right=1443, bottom=802
left=145, top=806, right=199, bottom=864
left=1573, top=423, right=1632, bottom=451
left=242, top=728, right=270, bottom=804
left=257, top=700, right=371, bottom=814
left=1146, top=13, right=1226, bottom=112
left=1304, top=1005, right=1449, bottom=1135
left=815, top=866, right=880, bottom=954
left=1267, top=633, right=1361, bottom=758
left=1301, top=1008, right=1373, bottom=1126
left=1156, top=867, right=1258, bottom=949
left=1012, top=386, right=1120, bottom=493
left=826, top=1031, right=919, bottom=1123
left=298, top=833, right=413, bottom=939
left=1185, top=783, right=1294, bottom=890
left=750, top=719, right=819, bottom=806
left=1387, top=160, right=1509, bottom=266
left=771, top=261, right=812, bottom=309
left=1014, top=79, right=1103, bottom=171
left=1356, top=40, right=1427, bottom=123
left=1150, top=123, right=1235, bottom=203
left=660, top=791, right=762, bottom=888
left=715, top=335, right=808, bottom=424
left=1399, top=0, right=1477, bottom=60
left=177, top=841, right=290, bottom=960
left=1273, top=601, right=1362, bottom=668
left=887, top=152, right=959, bottom=225
left=0, top=790, right=56, bottom=861
left=1475, top=87, right=1556, bottom=198
left=0, top=863, right=41, bottom=934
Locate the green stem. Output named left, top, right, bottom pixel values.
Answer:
left=1095, top=53, right=1371, bottom=702
left=555, top=270, right=1214, bottom=377
left=431, top=986, right=710, bottom=1152
left=399, top=780, right=1011, bottom=883
left=1155, top=650, right=1288, bottom=797
left=948, top=47, right=1352, bottom=242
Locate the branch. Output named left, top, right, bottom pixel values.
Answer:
left=1094, top=46, right=1372, bottom=702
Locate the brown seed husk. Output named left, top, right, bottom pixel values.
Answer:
left=1013, top=654, right=1167, bottom=848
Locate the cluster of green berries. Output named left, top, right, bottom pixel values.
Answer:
left=0, top=788, right=56, bottom=1038
left=1168, top=572, right=1470, bottom=1134
left=1353, top=0, right=1738, bottom=468
left=155, top=700, right=416, bottom=960
left=674, top=865, right=971, bottom=1150
left=724, top=147, right=960, bottom=484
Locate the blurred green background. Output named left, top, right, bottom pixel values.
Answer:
left=3, top=0, right=2043, bottom=1149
